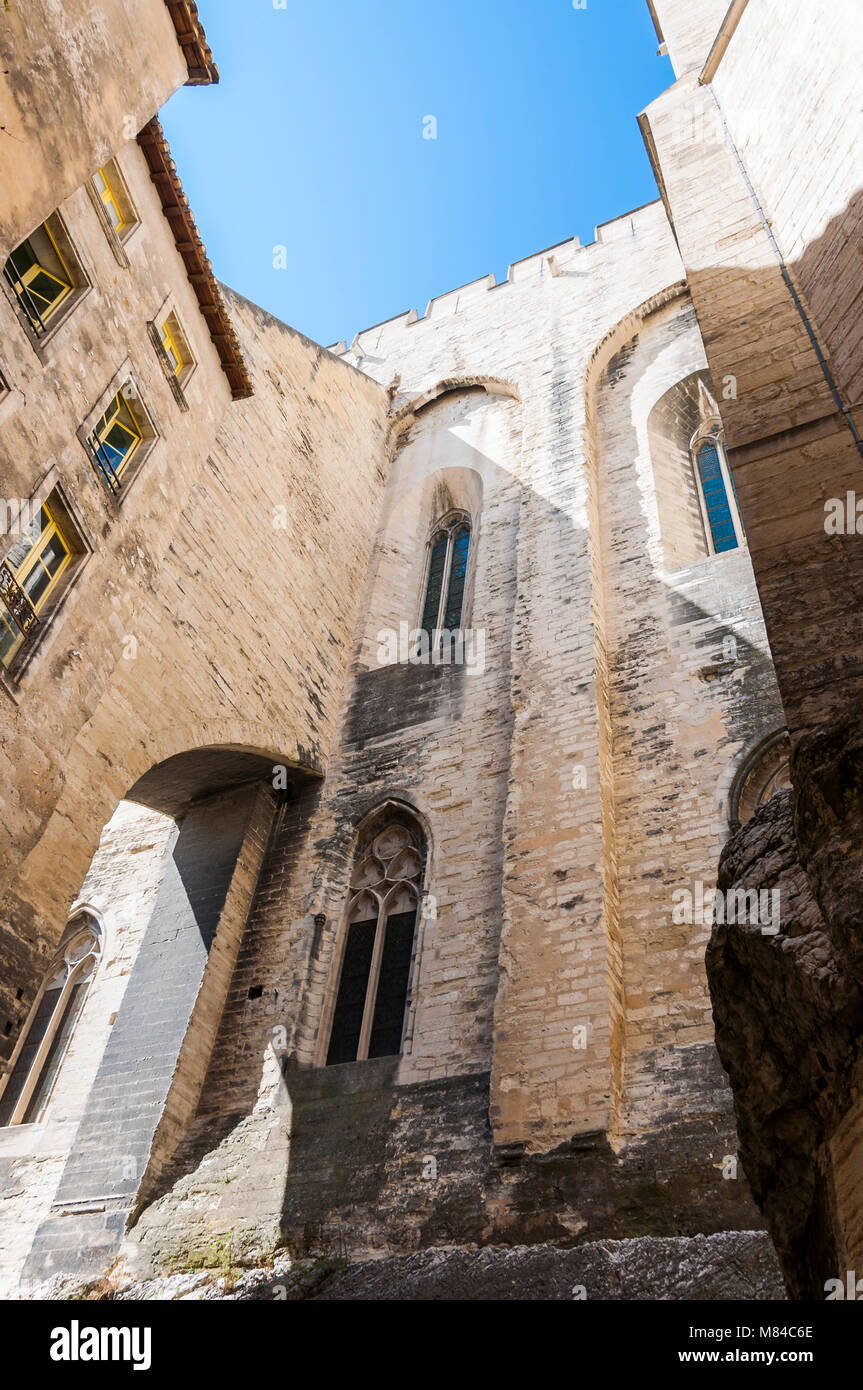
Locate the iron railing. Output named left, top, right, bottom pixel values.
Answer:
left=0, top=560, right=39, bottom=654
left=3, top=261, right=48, bottom=337
left=87, top=436, right=122, bottom=495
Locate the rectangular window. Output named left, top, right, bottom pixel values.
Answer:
left=3, top=223, right=72, bottom=335
left=92, top=160, right=139, bottom=244
left=0, top=502, right=72, bottom=669
left=87, top=390, right=143, bottom=492
left=157, top=310, right=195, bottom=390
left=2, top=214, right=88, bottom=340
left=95, top=167, right=126, bottom=234
left=162, top=320, right=183, bottom=375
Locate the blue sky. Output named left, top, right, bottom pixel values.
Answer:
left=160, top=0, right=672, bottom=349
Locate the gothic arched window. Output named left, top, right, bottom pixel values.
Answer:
left=420, top=512, right=471, bottom=638
left=692, top=424, right=745, bottom=555
left=327, top=812, right=426, bottom=1066
left=0, top=913, right=101, bottom=1127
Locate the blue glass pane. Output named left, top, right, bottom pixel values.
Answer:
left=421, top=533, right=448, bottom=634
left=443, top=525, right=470, bottom=629
left=697, top=443, right=739, bottom=553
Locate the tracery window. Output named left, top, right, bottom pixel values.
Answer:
left=420, top=511, right=471, bottom=639
left=692, top=424, right=745, bottom=555
left=327, top=813, right=426, bottom=1066
left=0, top=913, right=101, bottom=1127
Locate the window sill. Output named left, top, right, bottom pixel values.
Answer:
left=85, top=436, right=159, bottom=506
left=0, top=552, right=89, bottom=692
left=12, top=285, right=93, bottom=364
left=147, top=319, right=196, bottom=413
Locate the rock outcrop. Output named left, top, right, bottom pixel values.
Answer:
left=707, top=702, right=863, bottom=1297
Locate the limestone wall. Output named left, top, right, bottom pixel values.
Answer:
left=0, top=138, right=391, bottom=1067
left=648, top=0, right=730, bottom=77
left=52, top=208, right=786, bottom=1271
left=640, top=0, right=863, bottom=734
left=0, top=0, right=189, bottom=251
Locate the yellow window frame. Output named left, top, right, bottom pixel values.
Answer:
left=96, top=167, right=126, bottom=235
left=0, top=502, right=72, bottom=665
left=7, top=223, right=73, bottom=322
left=91, top=391, right=143, bottom=481
left=161, top=320, right=184, bottom=376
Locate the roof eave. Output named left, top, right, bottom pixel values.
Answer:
left=164, top=0, right=220, bottom=86
left=137, top=119, right=253, bottom=401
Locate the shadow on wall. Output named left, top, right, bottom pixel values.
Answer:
left=17, top=742, right=317, bottom=1288
left=114, top=355, right=785, bottom=1266
left=8, top=290, right=805, bottom=1280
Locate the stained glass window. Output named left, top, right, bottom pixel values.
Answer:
left=420, top=513, right=472, bottom=641
left=693, top=430, right=743, bottom=554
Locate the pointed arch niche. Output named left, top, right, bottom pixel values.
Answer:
left=0, top=910, right=102, bottom=1127
left=358, top=381, right=522, bottom=669
left=322, top=804, right=428, bottom=1066
left=647, top=371, right=743, bottom=569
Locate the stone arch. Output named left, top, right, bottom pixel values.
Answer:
left=727, top=729, right=792, bottom=831
left=21, top=733, right=320, bottom=1278
left=647, top=368, right=724, bottom=569
left=63, top=899, right=108, bottom=967
left=581, top=281, right=716, bottom=1142
left=583, top=281, right=689, bottom=401
left=390, top=374, right=521, bottom=437
left=358, top=375, right=522, bottom=671
left=118, top=718, right=323, bottom=805
left=351, top=790, right=436, bottom=858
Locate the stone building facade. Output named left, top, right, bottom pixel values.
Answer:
left=640, top=0, right=863, bottom=1298
left=0, top=0, right=853, bottom=1299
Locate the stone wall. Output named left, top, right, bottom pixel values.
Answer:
left=28, top=206, right=788, bottom=1279
left=0, top=0, right=190, bottom=252
left=641, top=0, right=863, bottom=736
left=642, top=0, right=863, bottom=1297
left=649, top=0, right=731, bottom=77
left=0, top=0, right=816, bottom=1294
left=0, top=129, right=391, bottom=1066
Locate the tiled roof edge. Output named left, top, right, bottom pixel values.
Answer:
left=137, top=118, right=253, bottom=401
left=164, top=0, right=220, bottom=86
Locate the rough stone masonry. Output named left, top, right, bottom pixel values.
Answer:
left=2, top=0, right=859, bottom=1301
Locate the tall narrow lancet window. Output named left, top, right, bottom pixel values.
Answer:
left=420, top=511, right=471, bottom=639
left=327, top=812, right=426, bottom=1066
left=692, top=424, right=745, bottom=554
left=0, top=913, right=101, bottom=1127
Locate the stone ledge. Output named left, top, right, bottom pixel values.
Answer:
left=308, top=1232, right=786, bottom=1302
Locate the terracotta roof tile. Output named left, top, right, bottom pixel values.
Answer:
left=164, top=0, right=219, bottom=86
left=137, top=118, right=253, bottom=401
